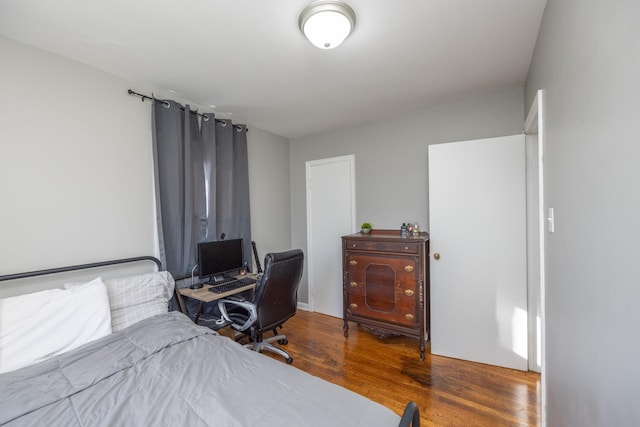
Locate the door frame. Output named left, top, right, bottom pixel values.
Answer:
left=524, top=91, right=543, bottom=373
left=524, top=89, right=546, bottom=423
left=306, top=154, right=356, bottom=314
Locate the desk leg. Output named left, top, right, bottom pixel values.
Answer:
left=175, top=289, right=187, bottom=315
left=193, top=302, right=204, bottom=324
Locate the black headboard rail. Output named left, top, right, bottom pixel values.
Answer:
left=0, top=256, right=162, bottom=283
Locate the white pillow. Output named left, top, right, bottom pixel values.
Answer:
left=102, top=271, right=175, bottom=332
left=0, top=277, right=112, bottom=374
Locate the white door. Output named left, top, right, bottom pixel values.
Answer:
left=306, top=155, right=356, bottom=318
left=428, top=135, right=528, bottom=371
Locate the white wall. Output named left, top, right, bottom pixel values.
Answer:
left=0, top=36, right=290, bottom=294
left=246, top=126, right=291, bottom=268
left=0, top=36, right=155, bottom=275
left=290, top=86, right=525, bottom=302
left=525, top=0, right=640, bottom=425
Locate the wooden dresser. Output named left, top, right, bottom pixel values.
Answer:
left=342, top=229, right=430, bottom=360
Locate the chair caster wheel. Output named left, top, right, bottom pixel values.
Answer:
left=286, top=357, right=293, bottom=364
left=278, top=338, right=288, bottom=345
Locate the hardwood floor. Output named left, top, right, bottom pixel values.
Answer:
left=225, top=310, right=541, bottom=426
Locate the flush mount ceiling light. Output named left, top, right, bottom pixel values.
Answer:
left=298, top=1, right=356, bottom=49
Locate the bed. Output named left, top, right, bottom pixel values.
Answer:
left=0, top=257, right=419, bottom=427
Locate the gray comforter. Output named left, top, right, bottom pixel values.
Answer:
left=0, top=311, right=400, bottom=426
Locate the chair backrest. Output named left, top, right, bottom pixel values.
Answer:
left=252, top=249, right=304, bottom=332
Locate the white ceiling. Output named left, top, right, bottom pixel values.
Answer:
left=0, top=0, right=546, bottom=138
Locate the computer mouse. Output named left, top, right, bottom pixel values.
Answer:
left=189, top=282, right=204, bottom=289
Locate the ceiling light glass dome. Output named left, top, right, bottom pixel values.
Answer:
left=299, top=1, right=356, bottom=49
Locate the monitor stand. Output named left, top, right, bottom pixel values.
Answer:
left=213, top=274, right=238, bottom=284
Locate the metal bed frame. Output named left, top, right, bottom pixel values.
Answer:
left=0, top=256, right=162, bottom=283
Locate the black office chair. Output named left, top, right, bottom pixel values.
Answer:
left=217, top=249, right=304, bottom=364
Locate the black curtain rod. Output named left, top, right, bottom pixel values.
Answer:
left=128, top=89, right=210, bottom=121
left=127, top=89, right=247, bottom=131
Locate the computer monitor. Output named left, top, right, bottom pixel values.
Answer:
left=198, top=239, right=244, bottom=282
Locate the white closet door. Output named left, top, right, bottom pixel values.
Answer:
left=428, top=135, right=528, bottom=371
left=306, top=155, right=356, bottom=318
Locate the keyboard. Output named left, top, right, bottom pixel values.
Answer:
left=207, top=276, right=257, bottom=294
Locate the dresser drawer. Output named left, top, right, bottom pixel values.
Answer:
left=344, top=240, right=420, bottom=254
left=346, top=254, right=419, bottom=277
left=347, top=292, right=420, bottom=329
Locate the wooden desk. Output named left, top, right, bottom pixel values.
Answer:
left=178, top=274, right=257, bottom=325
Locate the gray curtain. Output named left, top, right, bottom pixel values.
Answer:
left=211, top=120, right=252, bottom=265
left=152, top=99, right=251, bottom=278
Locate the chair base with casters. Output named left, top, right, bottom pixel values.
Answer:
left=221, top=301, right=295, bottom=364
left=217, top=249, right=305, bottom=365
left=244, top=330, right=293, bottom=364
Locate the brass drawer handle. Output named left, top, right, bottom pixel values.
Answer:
left=352, top=243, right=357, bottom=248
left=404, top=265, right=414, bottom=272
left=349, top=260, right=358, bottom=266
left=350, top=281, right=358, bottom=288
left=350, top=303, right=358, bottom=309
left=404, top=289, right=414, bottom=297
left=404, top=246, right=409, bottom=250
left=405, top=313, right=414, bottom=321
